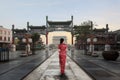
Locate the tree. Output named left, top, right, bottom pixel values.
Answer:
left=31, top=33, right=40, bottom=54
left=31, top=33, right=40, bottom=43
left=74, top=21, right=92, bottom=41
left=74, top=21, right=93, bottom=53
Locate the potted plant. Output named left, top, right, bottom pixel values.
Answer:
left=102, top=50, right=119, bottom=61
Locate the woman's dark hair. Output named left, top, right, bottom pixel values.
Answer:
left=60, top=38, right=64, bottom=44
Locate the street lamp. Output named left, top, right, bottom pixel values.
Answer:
left=28, top=38, right=32, bottom=43
left=22, top=38, right=26, bottom=43
left=87, top=37, right=97, bottom=56
left=22, top=38, right=32, bottom=43
left=22, top=38, right=32, bottom=55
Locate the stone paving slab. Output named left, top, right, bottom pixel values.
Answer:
left=23, top=51, right=92, bottom=80
left=0, top=56, right=46, bottom=80
left=69, top=50, right=120, bottom=80
left=0, top=50, right=53, bottom=80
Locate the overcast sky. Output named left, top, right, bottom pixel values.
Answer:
left=0, top=0, right=120, bottom=31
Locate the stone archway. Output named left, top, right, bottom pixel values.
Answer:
left=27, top=16, right=74, bottom=45
left=47, top=31, right=72, bottom=45
left=45, top=16, right=74, bottom=45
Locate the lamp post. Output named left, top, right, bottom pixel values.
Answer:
left=22, top=38, right=32, bottom=55
left=87, top=37, right=97, bottom=56
left=22, top=38, right=26, bottom=43
left=105, top=35, right=110, bottom=51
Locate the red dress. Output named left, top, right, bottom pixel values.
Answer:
left=58, top=43, right=67, bottom=74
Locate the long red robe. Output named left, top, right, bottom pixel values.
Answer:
left=58, top=43, right=67, bottom=74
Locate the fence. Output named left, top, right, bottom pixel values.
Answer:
left=0, top=48, right=9, bottom=61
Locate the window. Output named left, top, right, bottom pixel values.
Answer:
left=0, top=36, right=2, bottom=40
left=4, top=37, right=6, bottom=41
left=8, top=37, right=10, bottom=41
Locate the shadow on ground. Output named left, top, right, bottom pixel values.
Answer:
left=54, top=74, right=69, bottom=80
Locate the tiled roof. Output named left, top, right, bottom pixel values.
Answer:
left=14, top=29, right=27, bottom=33
left=47, top=21, right=72, bottom=25
left=93, top=28, right=107, bottom=32
left=29, top=26, right=46, bottom=29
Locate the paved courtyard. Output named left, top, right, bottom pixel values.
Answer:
left=23, top=51, right=92, bottom=80
left=1, top=49, right=120, bottom=80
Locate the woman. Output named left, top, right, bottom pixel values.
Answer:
left=58, top=38, right=67, bottom=75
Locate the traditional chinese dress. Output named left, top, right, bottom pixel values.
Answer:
left=58, top=43, right=67, bottom=74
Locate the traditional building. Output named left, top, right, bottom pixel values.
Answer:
left=12, top=25, right=28, bottom=43
left=88, top=24, right=117, bottom=51
left=12, top=25, right=30, bottom=50
left=26, top=16, right=73, bottom=45
left=75, top=24, right=117, bottom=51
left=0, top=26, right=12, bottom=48
left=113, top=29, right=120, bottom=50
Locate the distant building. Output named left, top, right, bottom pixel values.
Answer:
left=75, top=24, right=117, bottom=50
left=52, top=36, right=67, bottom=45
left=0, top=26, right=12, bottom=47
left=87, top=24, right=114, bottom=51
left=113, top=29, right=120, bottom=50
left=12, top=25, right=31, bottom=50
left=88, top=25, right=118, bottom=51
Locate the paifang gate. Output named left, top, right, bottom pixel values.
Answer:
left=24, top=16, right=74, bottom=45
